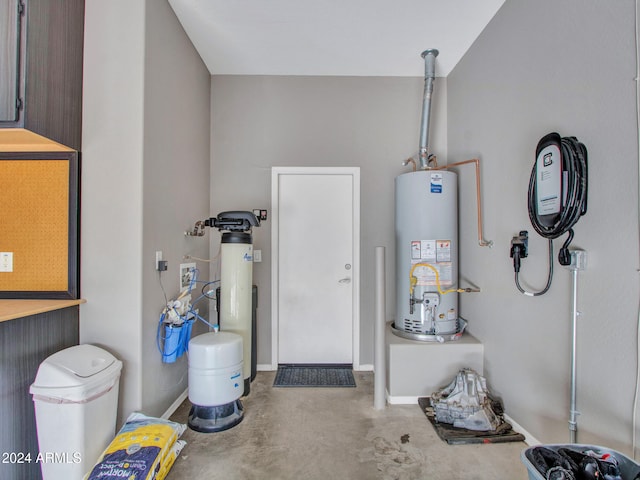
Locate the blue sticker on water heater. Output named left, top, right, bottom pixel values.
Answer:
left=430, top=173, right=443, bottom=193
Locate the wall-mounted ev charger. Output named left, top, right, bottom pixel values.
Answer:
left=511, top=132, right=588, bottom=296
left=534, top=132, right=565, bottom=228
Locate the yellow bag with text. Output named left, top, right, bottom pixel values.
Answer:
left=85, top=413, right=186, bottom=480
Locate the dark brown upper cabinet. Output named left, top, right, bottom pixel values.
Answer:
left=0, top=0, right=84, bottom=151
left=0, top=0, right=25, bottom=123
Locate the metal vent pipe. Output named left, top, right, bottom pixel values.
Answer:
left=418, top=49, right=439, bottom=169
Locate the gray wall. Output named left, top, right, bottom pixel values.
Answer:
left=82, top=0, right=146, bottom=420
left=448, top=0, right=638, bottom=452
left=81, top=0, right=211, bottom=421
left=210, top=75, right=448, bottom=367
left=141, top=0, right=212, bottom=416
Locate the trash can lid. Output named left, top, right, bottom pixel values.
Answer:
left=30, top=344, right=122, bottom=390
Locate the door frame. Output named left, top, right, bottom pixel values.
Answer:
left=271, top=166, right=360, bottom=370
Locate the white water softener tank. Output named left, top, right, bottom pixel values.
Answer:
left=203, top=211, right=261, bottom=397
left=30, top=344, right=122, bottom=480
left=394, top=170, right=459, bottom=336
left=188, top=331, right=244, bottom=433
left=220, top=231, right=254, bottom=395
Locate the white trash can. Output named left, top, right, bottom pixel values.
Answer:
left=29, top=344, right=123, bottom=480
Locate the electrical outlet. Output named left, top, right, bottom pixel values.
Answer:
left=156, top=251, right=167, bottom=271
left=253, top=209, right=268, bottom=221
left=0, top=252, right=13, bottom=272
left=569, top=249, right=587, bottom=271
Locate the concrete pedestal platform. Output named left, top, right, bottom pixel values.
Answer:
left=385, top=322, right=484, bottom=404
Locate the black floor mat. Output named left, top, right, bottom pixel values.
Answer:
left=418, top=397, right=526, bottom=445
left=273, top=364, right=356, bottom=387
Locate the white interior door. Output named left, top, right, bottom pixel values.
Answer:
left=272, top=167, right=360, bottom=366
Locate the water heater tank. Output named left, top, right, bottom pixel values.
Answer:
left=394, top=170, right=461, bottom=338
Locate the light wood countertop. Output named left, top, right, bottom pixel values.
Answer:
left=0, top=128, right=75, bottom=152
left=0, top=299, right=86, bottom=323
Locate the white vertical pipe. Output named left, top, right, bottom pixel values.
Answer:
left=567, top=249, right=586, bottom=443
left=569, top=266, right=579, bottom=443
left=374, top=246, right=386, bottom=410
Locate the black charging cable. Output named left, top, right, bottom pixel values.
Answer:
left=513, top=134, right=587, bottom=296
left=511, top=231, right=553, bottom=296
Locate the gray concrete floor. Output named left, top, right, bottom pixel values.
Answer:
left=167, top=371, right=531, bottom=480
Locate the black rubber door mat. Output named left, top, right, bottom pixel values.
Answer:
left=273, top=364, right=356, bottom=387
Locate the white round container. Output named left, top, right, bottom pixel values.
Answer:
left=188, top=331, right=243, bottom=406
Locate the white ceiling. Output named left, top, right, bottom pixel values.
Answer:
left=168, top=0, right=506, bottom=77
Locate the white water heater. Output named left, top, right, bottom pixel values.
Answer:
left=394, top=170, right=460, bottom=337
left=392, top=49, right=468, bottom=342
left=392, top=49, right=490, bottom=342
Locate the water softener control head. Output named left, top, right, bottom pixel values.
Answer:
left=205, top=211, right=260, bottom=232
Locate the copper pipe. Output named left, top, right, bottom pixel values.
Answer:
left=402, top=157, right=417, bottom=172
left=432, top=158, right=493, bottom=247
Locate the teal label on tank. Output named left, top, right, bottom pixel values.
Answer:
left=430, top=173, right=443, bottom=193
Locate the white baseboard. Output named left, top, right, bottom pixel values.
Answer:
left=503, top=413, right=541, bottom=446
left=356, top=364, right=373, bottom=372
left=161, top=388, right=188, bottom=420
left=386, top=391, right=419, bottom=405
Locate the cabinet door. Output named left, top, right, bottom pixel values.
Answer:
left=0, top=0, right=24, bottom=123
left=23, top=0, right=85, bottom=150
